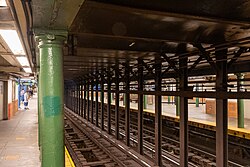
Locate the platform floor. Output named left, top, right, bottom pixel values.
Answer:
left=0, top=95, right=75, bottom=167
left=0, top=95, right=40, bottom=167
left=108, top=99, right=250, bottom=130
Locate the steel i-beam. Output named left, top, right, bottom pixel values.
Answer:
left=115, top=66, right=120, bottom=140
left=83, top=81, right=86, bottom=119
left=125, top=62, right=130, bottom=146
left=87, top=82, right=90, bottom=121
left=95, top=77, right=99, bottom=127
left=138, top=58, right=144, bottom=154
left=107, top=72, right=111, bottom=134
left=101, top=75, right=105, bottom=130
left=91, top=81, right=94, bottom=124
left=216, top=48, right=228, bottom=167
left=179, top=44, right=189, bottom=167
left=155, top=55, right=162, bottom=166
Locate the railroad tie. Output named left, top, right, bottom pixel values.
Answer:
left=200, top=158, right=211, bottom=166
left=74, top=147, right=97, bottom=152
left=207, top=162, right=216, bottom=167
left=82, top=159, right=112, bottom=166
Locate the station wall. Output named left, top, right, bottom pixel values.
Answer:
left=7, top=80, right=18, bottom=119
left=244, top=100, right=250, bottom=119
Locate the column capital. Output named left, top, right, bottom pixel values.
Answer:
left=34, top=29, right=67, bottom=47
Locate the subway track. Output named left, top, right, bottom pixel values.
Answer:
left=77, top=101, right=247, bottom=167
left=103, top=111, right=243, bottom=167
left=64, top=108, right=154, bottom=167
left=66, top=98, right=249, bottom=167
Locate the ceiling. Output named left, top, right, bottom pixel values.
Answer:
left=28, top=0, right=250, bottom=81
left=0, top=4, right=24, bottom=77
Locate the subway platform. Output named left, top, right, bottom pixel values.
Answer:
left=0, top=94, right=74, bottom=167
left=110, top=99, right=250, bottom=130
left=0, top=95, right=40, bottom=167
left=106, top=99, right=250, bottom=139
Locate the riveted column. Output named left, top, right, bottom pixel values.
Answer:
left=138, top=58, right=143, bottom=154
left=87, top=81, right=90, bottom=121
left=83, top=81, right=87, bottom=119
left=73, top=85, right=75, bottom=112
left=95, top=77, right=99, bottom=127
left=71, top=85, right=73, bottom=110
left=216, top=48, right=228, bottom=167
left=179, top=44, right=188, bottom=167
left=101, top=75, right=104, bottom=130
left=91, top=81, right=94, bottom=123
left=115, top=66, right=120, bottom=140
left=36, top=33, right=66, bottom=167
left=176, top=78, right=180, bottom=116
left=78, top=84, right=81, bottom=115
left=125, top=62, right=130, bottom=146
left=236, top=73, right=244, bottom=128
left=77, top=84, right=79, bottom=114
left=107, top=70, right=112, bottom=134
left=155, top=55, right=162, bottom=166
left=81, top=81, right=84, bottom=117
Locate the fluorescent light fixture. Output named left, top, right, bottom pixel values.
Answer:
left=16, top=57, right=30, bottom=67
left=0, top=0, right=7, bottom=6
left=0, top=30, right=25, bottom=55
left=23, top=67, right=32, bottom=73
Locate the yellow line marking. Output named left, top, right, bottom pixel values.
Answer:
left=65, top=147, right=75, bottom=167
left=4, top=155, right=20, bottom=160
left=15, top=137, right=25, bottom=140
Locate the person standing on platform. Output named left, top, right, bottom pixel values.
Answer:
left=24, top=91, right=29, bottom=110
left=20, top=89, right=25, bottom=106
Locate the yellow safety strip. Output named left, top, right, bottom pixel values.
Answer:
left=65, top=146, right=76, bottom=167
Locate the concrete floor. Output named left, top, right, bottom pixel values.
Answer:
left=0, top=95, right=40, bottom=167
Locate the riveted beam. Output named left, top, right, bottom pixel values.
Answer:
left=101, top=74, right=105, bottom=130
left=125, top=62, right=130, bottom=146
left=107, top=69, right=112, bottom=134
left=179, top=43, right=188, bottom=167
left=91, top=81, right=94, bottom=124
left=95, top=76, right=99, bottom=127
left=137, top=58, right=144, bottom=154
left=194, top=43, right=217, bottom=72
left=115, top=65, right=120, bottom=140
left=215, top=48, right=228, bottom=167
left=154, top=55, right=162, bottom=166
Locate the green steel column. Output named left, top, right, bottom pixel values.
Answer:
left=143, top=95, right=147, bottom=109
left=196, top=83, right=199, bottom=107
left=123, top=93, right=126, bottom=106
left=176, top=78, right=180, bottom=116
left=237, top=73, right=244, bottom=128
left=111, top=93, right=113, bottom=103
left=36, top=33, right=66, bottom=167
left=196, top=98, right=199, bottom=107
left=38, top=74, right=41, bottom=148
left=177, top=97, right=180, bottom=116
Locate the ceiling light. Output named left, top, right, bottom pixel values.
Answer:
left=129, top=42, right=135, bottom=47
left=23, top=67, right=32, bottom=73
left=0, top=0, right=7, bottom=6
left=16, top=57, right=30, bottom=67
left=0, top=30, right=25, bottom=55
